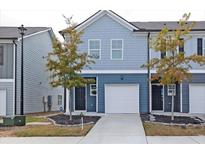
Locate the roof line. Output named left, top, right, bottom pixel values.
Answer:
left=108, top=10, right=141, bottom=30
left=18, top=28, right=52, bottom=41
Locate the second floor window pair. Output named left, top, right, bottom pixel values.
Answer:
left=88, top=39, right=123, bottom=60
left=161, top=38, right=205, bottom=58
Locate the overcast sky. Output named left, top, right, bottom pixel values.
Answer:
left=0, top=0, right=205, bottom=39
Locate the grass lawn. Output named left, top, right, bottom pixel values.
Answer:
left=14, top=125, right=93, bottom=137
left=143, top=122, right=205, bottom=136
left=26, top=116, right=48, bottom=123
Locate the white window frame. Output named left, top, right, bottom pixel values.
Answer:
left=167, top=84, right=176, bottom=96
left=110, top=39, right=123, bottom=60
left=88, top=39, right=101, bottom=60
left=90, top=84, right=97, bottom=96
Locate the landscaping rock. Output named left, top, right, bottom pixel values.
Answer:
left=48, top=114, right=101, bottom=126
left=141, top=114, right=205, bottom=125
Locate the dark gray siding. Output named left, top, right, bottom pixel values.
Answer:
left=164, top=84, right=180, bottom=112
left=0, top=82, right=14, bottom=115
left=86, top=84, right=96, bottom=112
left=182, top=73, right=205, bottom=113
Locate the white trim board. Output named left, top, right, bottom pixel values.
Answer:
left=18, top=29, right=52, bottom=41
left=0, top=79, right=14, bottom=82
left=81, top=70, right=148, bottom=74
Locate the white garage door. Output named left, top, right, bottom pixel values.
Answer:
left=189, top=84, right=205, bottom=113
left=0, top=90, right=6, bottom=116
left=105, top=84, right=139, bottom=113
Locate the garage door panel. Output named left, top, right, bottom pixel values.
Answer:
left=189, top=84, right=205, bottom=114
left=105, top=84, right=139, bottom=113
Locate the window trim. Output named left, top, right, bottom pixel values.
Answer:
left=88, top=39, right=101, bottom=60
left=167, top=84, right=176, bottom=96
left=90, top=84, right=97, bottom=96
left=57, top=95, right=63, bottom=105
left=110, top=39, right=123, bottom=60
left=0, top=46, right=3, bottom=65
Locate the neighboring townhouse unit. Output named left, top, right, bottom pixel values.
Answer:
left=60, top=10, right=205, bottom=114
left=0, top=27, right=64, bottom=116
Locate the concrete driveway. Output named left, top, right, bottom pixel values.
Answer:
left=80, top=114, right=146, bottom=144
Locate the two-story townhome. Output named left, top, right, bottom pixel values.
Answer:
left=0, top=27, right=64, bottom=116
left=60, top=10, right=205, bottom=114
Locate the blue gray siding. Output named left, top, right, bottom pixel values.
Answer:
left=0, top=43, right=14, bottom=79
left=0, top=82, right=14, bottom=115
left=150, top=35, right=205, bottom=70
left=86, top=84, right=96, bottom=112
left=77, top=14, right=147, bottom=70
left=16, top=31, right=64, bottom=114
left=182, top=73, right=205, bottom=113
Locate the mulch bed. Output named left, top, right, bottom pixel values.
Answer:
left=141, top=114, right=205, bottom=125
left=48, top=114, right=101, bottom=125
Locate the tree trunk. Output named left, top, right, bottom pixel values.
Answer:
left=171, top=92, right=175, bottom=121
left=69, top=88, right=72, bottom=121
left=64, top=87, right=67, bottom=112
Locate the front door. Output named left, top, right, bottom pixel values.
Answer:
left=152, top=85, right=163, bottom=110
left=75, top=87, right=86, bottom=110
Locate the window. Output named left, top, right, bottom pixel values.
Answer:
left=167, top=84, right=176, bottom=96
left=88, top=40, right=101, bottom=59
left=58, top=95, right=63, bottom=105
left=197, top=38, right=203, bottom=55
left=111, top=39, right=123, bottom=60
left=161, top=52, right=166, bottom=59
left=0, top=46, right=3, bottom=65
left=179, top=38, right=184, bottom=53
left=90, top=84, right=97, bottom=96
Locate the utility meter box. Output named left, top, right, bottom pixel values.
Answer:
left=3, top=116, right=26, bottom=126
left=14, top=115, right=26, bottom=126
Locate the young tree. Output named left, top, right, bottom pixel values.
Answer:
left=143, top=13, right=205, bottom=120
left=46, top=17, right=94, bottom=120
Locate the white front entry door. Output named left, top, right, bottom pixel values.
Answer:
left=189, top=84, right=205, bottom=113
left=0, top=90, right=6, bottom=116
left=105, top=84, right=139, bottom=113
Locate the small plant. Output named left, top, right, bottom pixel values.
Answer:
left=80, top=112, right=84, bottom=117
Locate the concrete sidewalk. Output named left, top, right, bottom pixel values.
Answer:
left=147, top=136, right=205, bottom=144
left=0, top=137, right=83, bottom=144
left=80, top=114, right=146, bottom=144
left=1, top=136, right=205, bottom=144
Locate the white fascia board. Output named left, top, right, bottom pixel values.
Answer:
left=150, top=69, right=205, bottom=74
left=18, top=28, right=52, bottom=41
left=81, top=70, right=148, bottom=74
left=0, top=39, right=14, bottom=43
left=75, top=10, right=138, bottom=32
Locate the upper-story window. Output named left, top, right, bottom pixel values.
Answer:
left=0, top=46, right=3, bottom=65
left=197, top=38, right=205, bottom=56
left=88, top=39, right=101, bottom=59
left=111, top=39, right=123, bottom=60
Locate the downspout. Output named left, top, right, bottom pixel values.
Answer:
left=13, top=40, right=17, bottom=115
left=147, top=32, right=151, bottom=113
